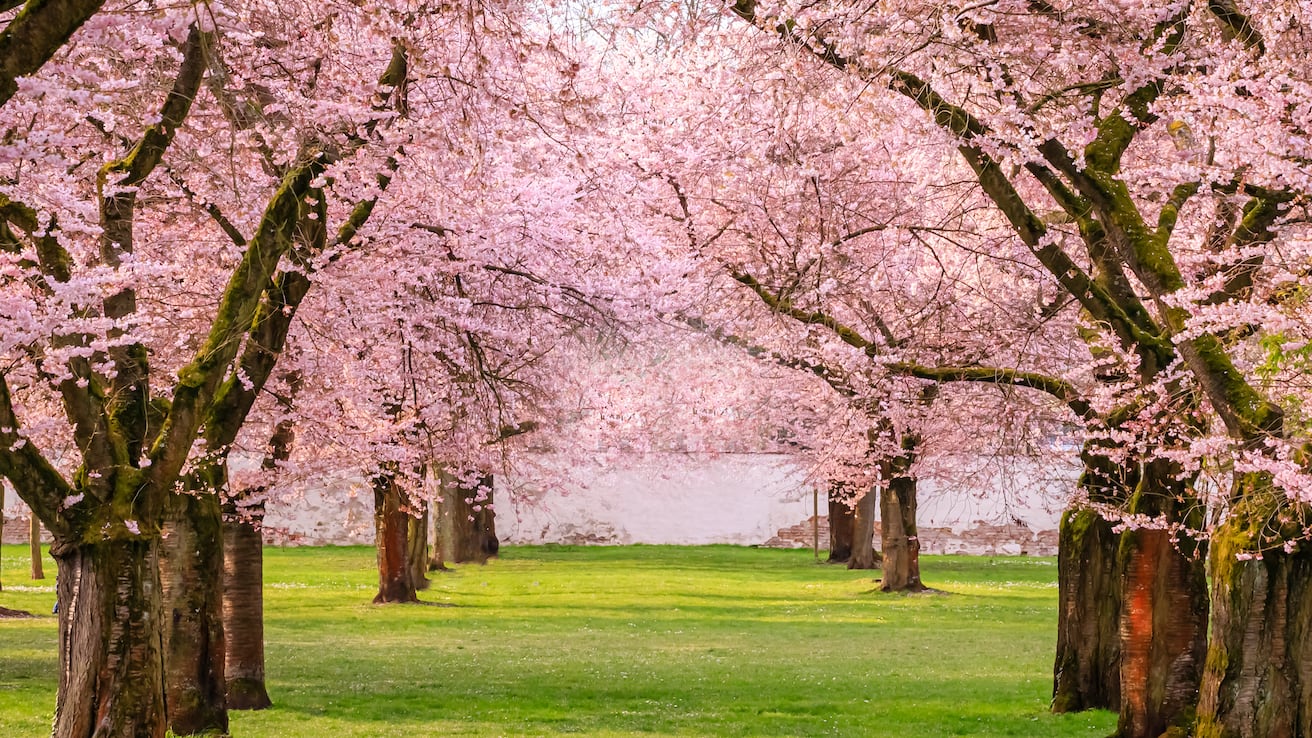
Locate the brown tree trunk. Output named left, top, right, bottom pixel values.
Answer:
left=847, top=487, right=878, bottom=570
left=51, top=536, right=168, bottom=738
left=827, top=484, right=854, bottom=563
left=222, top=499, right=272, bottom=710
left=30, top=513, right=44, bottom=579
left=435, top=469, right=498, bottom=565
left=1195, top=483, right=1312, bottom=738
left=879, top=474, right=924, bottom=592
left=373, top=472, right=417, bottom=603
left=160, top=491, right=228, bottom=736
left=1053, top=505, right=1122, bottom=713
left=1114, top=460, right=1207, bottom=738
left=407, top=506, right=430, bottom=590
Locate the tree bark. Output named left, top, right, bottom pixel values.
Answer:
left=373, top=472, right=417, bottom=604
left=1196, top=484, right=1312, bottom=738
left=159, top=491, right=227, bottom=736
left=30, top=512, right=44, bottom=579
left=407, top=506, right=430, bottom=590
left=1053, top=506, right=1122, bottom=714
left=847, top=486, right=878, bottom=570
left=222, top=499, right=271, bottom=710
left=1114, top=459, right=1207, bottom=738
left=827, top=484, right=854, bottom=563
left=879, top=474, right=924, bottom=592
left=51, top=536, right=167, bottom=738
left=435, top=469, right=498, bottom=565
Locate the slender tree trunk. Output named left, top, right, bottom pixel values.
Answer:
left=1, top=485, right=5, bottom=592
left=435, top=469, right=498, bottom=565
left=51, top=536, right=168, bottom=738
left=1114, top=459, right=1207, bottom=738
left=407, top=506, right=430, bottom=590
left=827, top=484, right=854, bottom=563
left=373, top=472, right=417, bottom=603
left=848, top=487, right=878, bottom=570
left=222, top=499, right=271, bottom=710
left=880, top=474, right=924, bottom=592
left=1196, top=481, right=1312, bottom=738
left=30, top=513, right=44, bottom=579
left=159, top=491, right=227, bottom=736
left=1053, top=505, right=1122, bottom=714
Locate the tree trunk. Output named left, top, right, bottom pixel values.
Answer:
left=159, top=492, right=227, bottom=736
left=435, top=469, right=498, bottom=565
left=827, top=484, right=854, bottom=563
left=1053, top=506, right=1122, bottom=713
left=407, top=506, right=430, bottom=590
left=1113, top=459, right=1208, bottom=738
left=373, top=473, right=417, bottom=603
left=1195, top=485, right=1312, bottom=738
left=222, top=499, right=271, bottom=711
left=847, top=486, right=878, bottom=570
left=51, top=536, right=168, bottom=738
left=1, top=484, right=5, bottom=592
left=30, top=513, right=44, bottom=579
left=879, top=474, right=924, bottom=592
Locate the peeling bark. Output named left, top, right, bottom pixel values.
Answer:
left=160, top=492, right=227, bottom=735
left=51, top=536, right=167, bottom=738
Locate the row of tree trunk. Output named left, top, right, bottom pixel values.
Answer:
left=46, top=462, right=498, bottom=737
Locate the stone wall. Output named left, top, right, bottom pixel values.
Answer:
left=762, top=515, right=1059, bottom=556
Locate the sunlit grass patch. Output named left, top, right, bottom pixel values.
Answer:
left=1, top=543, right=1115, bottom=737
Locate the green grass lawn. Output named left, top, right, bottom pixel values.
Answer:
left=0, top=543, right=1114, bottom=737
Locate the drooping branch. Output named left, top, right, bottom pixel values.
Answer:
left=732, top=271, right=1094, bottom=420
left=0, top=372, right=73, bottom=531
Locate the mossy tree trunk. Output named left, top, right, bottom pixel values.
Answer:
left=827, top=483, right=854, bottom=563
left=51, top=536, right=168, bottom=738
left=1114, top=459, right=1207, bottom=738
left=222, top=498, right=271, bottom=710
left=373, top=471, right=418, bottom=603
left=1196, top=481, right=1312, bottom=738
left=160, top=486, right=228, bottom=736
left=879, top=475, right=923, bottom=592
left=878, top=437, right=924, bottom=592
left=847, top=486, right=878, bottom=570
left=1053, top=506, right=1121, bottom=714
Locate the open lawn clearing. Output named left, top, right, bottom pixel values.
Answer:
left=0, top=544, right=1114, bottom=736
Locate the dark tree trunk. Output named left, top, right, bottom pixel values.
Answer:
left=51, top=536, right=168, bottom=738
left=1114, top=460, right=1207, bottom=738
left=407, top=506, right=430, bottom=590
left=160, top=491, right=228, bottom=736
left=30, top=513, right=44, bottom=579
left=1053, top=506, right=1122, bottom=714
left=879, top=474, right=924, bottom=592
left=373, top=473, right=417, bottom=603
left=827, top=484, right=854, bottom=563
left=222, top=499, right=271, bottom=711
left=435, top=469, right=498, bottom=565
left=1196, top=484, right=1312, bottom=738
left=847, top=487, right=878, bottom=570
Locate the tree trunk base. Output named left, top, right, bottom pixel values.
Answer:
left=225, top=677, right=272, bottom=711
